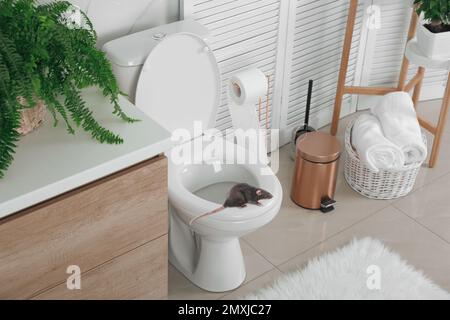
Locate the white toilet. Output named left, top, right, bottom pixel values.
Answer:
left=103, top=20, right=282, bottom=292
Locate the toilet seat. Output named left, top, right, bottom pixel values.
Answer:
left=168, top=137, right=282, bottom=233
left=135, top=32, right=220, bottom=139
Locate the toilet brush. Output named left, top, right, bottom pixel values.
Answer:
left=290, top=80, right=316, bottom=160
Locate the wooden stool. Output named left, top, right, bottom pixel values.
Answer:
left=330, top=0, right=450, bottom=168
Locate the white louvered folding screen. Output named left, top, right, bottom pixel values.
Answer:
left=181, top=0, right=448, bottom=148
left=357, top=0, right=449, bottom=109
left=181, top=0, right=289, bottom=133
left=279, top=0, right=368, bottom=143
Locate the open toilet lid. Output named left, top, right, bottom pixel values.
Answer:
left=135, top=33, right=220, bottom=138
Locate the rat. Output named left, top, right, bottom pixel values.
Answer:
left=189, top=183, right=273, bottom=225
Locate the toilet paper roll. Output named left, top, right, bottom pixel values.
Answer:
left=229, top=67, right=268, bottom=106
left=228, top=67, right=268, bottom=131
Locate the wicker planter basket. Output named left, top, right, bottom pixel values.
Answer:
left=344, top=118, right=426, bottom=200
left=17, top=97, right=46, bottom=135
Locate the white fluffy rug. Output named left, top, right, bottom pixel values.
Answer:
left=245, top=238, right=450, bottom=300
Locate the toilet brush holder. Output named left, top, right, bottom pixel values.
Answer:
left=290, top=80, right=316, bottom=160
left=290, top=124, right=316, bottom=160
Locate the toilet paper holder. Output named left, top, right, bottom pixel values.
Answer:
left=230, top=74, right=271, bottom=130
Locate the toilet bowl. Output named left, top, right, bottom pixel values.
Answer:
left=168, top=136, right=282, bottom=292
left=103, top=20, right=282, bottom=292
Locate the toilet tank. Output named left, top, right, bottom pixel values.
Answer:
left=103, top=20, right=210, bottom=103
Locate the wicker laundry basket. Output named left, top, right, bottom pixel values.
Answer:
left=16, top=97, right=46, bottom=135
left=344, top=118, right=426, bottom=200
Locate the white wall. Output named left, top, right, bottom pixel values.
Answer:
left=67, top=0, right=180, bottom=47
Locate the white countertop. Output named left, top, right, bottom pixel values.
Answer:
left=0, top=88, right=173, bottom=219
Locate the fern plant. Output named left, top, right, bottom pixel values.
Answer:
left=415, top=0, right=450, bottom=32
left=0, top=0, right=135, bottom=178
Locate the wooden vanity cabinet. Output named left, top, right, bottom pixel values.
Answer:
left=0, top=155, right=168, bottom=300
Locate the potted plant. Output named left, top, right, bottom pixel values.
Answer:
left=414, top=0, right=450, bottom=59
left=0, top=0, right=136, bottom=178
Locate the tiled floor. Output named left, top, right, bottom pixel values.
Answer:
left=168, top=99, right=450, bottom=299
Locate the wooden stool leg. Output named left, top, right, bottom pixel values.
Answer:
left=412, top=67, right=425, bottom=107
left=398, top=9, right=419, bottom=90
left=398, top=57, right=410, bottom=91
left=429, top=72, right=450, bottom=168
left=330, top=0, right=358, bottom=136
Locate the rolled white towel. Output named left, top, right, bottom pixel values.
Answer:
left=352, top=114, right=405, bottom=172
left=371, top=92, right=427, bottom=164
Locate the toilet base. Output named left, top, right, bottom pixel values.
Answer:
left=169, top=211, right=246, bottom=292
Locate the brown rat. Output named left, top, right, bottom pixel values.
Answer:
left=189, top=183, right=273, bottom=225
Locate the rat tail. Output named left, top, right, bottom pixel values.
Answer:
left=189, top=206, right=225, bottom=225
